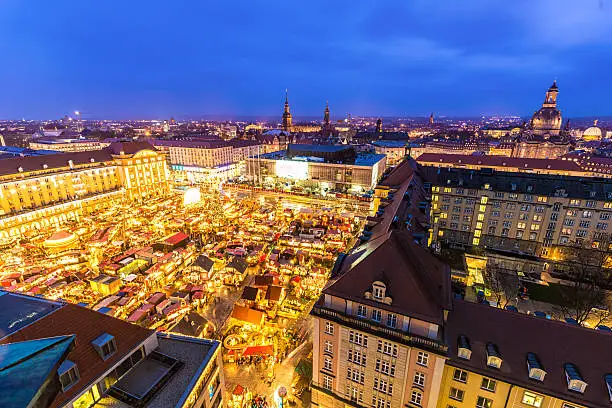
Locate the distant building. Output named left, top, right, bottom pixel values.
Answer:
left=0, top=141, right=170, bottom=238
left=282, top=90, right=293, bottom=132
left=530, top=81, right=562, bottom=137
left=30, top=138, right=106, bottom=152
left=371, top=140, right=407, bottom=166
left=245, top=144, right=386, bottom=194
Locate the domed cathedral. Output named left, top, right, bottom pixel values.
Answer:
left=582, top=119, right=603, bottom=142
left=529, top=81, right=563, bottom=137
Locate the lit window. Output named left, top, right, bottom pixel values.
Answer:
left=522, top=391, right=543, bottom=407
left=325, top=321, right=334, bottom=335
left=324, top=340, right=333, bottom=354
left=324, top=356, right=333, bottom=371
left=476, top=396, right=493, bottom=408
left=323, top=375, right=333, bottom=390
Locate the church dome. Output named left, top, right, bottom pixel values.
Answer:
left=582, top=126, right=602, bottom=141
left=530, top=107, right=562, bottom=135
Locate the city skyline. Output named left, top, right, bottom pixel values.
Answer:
left=2, top=1, right=612, bottom=119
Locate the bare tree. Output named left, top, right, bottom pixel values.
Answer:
left=556, top=248, right=612, bottom=325
left=485, top=265, right=519, bottom=308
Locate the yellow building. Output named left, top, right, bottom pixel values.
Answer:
left=439, top=300, right=608, bottom=408
left=0, top=141, right=169, bottom=237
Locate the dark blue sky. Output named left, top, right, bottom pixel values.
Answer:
left=1, top=0, right=611, bottom=120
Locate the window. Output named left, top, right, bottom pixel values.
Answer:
left=449, top=387, right=464, bottom=401
left=416, top=351, right=428, bottom=367
left=371, top=309, right=382, bottom=322
left=375, top=359, right=395, bottom=377
left=348, top=349, right=366, bottom=366
left=324, top=340, right=333, bottom=354
left=357, top=305, right=368, bottom=318
left=476, top=396, right=492, bottom=408
left=453, top=369, right=468, bottom=383
left=323, top=375, right=333, bottom=390
left=58, top=360, right=80, bottom=391
left=377, top=340, right=397, bottom=356
left=411, top=390, right=423, bottom=406
left=324, top=356, right=333, bottom=371
left=347, top=367, right=364, bottom=384
left=372, top=396, right=390, bottom=408
left=349, top=331, right=368, bottom=347
left=374, top=378, right=392, bottom=395
left=387, top=313, right=397, bottom=328
left=522, top=391, right=543, bottom=407
left=325, top=321, right=334, bottom=335
left=92, top=333, right=117, bottom=361
left=481, top=377, right=496, bottom=392
left=414, top=371, right=426, bottom=387
left=373, top=285, right=385, bottom=300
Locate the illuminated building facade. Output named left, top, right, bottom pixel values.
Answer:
left=310, top=223, right=612, bottom=408
left=0, top=291, right=225, bottom=408
left=245, top=145, right=386, bottom=193
left=424, top=165, right=612, bottom=276
left=30, top=138, right=106, bottom=152
left=371, top=141, right=407, bottom=166
left=0, top=142, right=169, bottom=237
left=311, top=231, right=452, bottom=408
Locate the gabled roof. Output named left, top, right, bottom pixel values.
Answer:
left=227, top=257, right=248, bottom=274
left=324, top=230, right=451, bottom=324
left=0, top=335, right=75, bottom=408
left=193, top=255, right=214, bottom=271
left=241, top=286, right=259, bottom=301
left=446, top=300, right=612, bottom=408
left=231, top=305, right=264, bottom=326
left=0, top=303, right=153, bottom=408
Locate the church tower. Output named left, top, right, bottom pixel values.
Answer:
left=323, top=101, right=330, bottom=127
left=429, top=113, right=434, bottom=126
left=543, top=80, right=558, bottom=107
left=375, top=118, right=382, bottom=133
left=282, top=90, right=293, bottom=132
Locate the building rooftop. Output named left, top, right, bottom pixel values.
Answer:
left=0, top=291, right=62, bottom=340
left=324, top=230, right=452, bottom=324
left=420, top=165, right=612, bottom=200
left=256, top=149, right=386, bottom=167
left=0, top=149, right=114, bottom=177
left=0, top=297, right=154, bottom=408
left=0, top=335, right=75, bottom=408
left=416, top=153, right=584, bottom=173
left=446, top=300, right=612, bottom=408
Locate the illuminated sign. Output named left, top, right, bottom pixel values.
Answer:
left=275, top=160, right=308, bottom=180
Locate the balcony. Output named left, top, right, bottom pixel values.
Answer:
left=311, top=306, right=447, bottom=354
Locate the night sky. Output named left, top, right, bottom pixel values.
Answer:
left=1, top=0, right=611, bottom=119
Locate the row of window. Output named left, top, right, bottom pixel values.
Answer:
left=356, top=305, right=398, bottom=328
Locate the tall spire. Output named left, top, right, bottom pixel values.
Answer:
left=282, top=89, right=292, bottom=132
left=323, top=101, right=330, bottom=126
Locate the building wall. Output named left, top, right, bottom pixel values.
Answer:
left=29, top=141, right=104, bottom=152
left=512, top=142, right=570, bottom=159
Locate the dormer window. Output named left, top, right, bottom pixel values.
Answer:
left=457, top=335, right=471, bottom=360
left=564, top=363, right=587, bottom=393
left=527, top=353, right=546, bottom=381
left=373, top=285, right=384, bottom=300
left=58, top=360, right=80, bottom=391
left=486, top=343, right=502, bottom=369
left=92, top=333, right=117, bottom=360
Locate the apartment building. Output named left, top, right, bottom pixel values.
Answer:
left=0, top=290, right=224, bottom=408
left=439, top=300, right=611, bottom=408
left=311, top=230, right=452, bottom=408
left=30, top=138, right=106, bottom=152
left=0, top=141, right=170, bottom=237
left=423, top=165, right=612, bottom=276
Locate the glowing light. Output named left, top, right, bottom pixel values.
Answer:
left=183, top=187, right=201, bottom=206
left=275, top=160, right=308, bottom=180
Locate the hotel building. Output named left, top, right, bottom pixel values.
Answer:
left=30, top=138, right=107, bottom=152
left=0, top=141, right=170, bottom=238
left=0, top=290, right=224, bottom=408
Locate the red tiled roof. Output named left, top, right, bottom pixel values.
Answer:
left=0, top=303, right=153, bottom=408
left=164, top=232, right=189, bottom=246
left=446, top=300, right=612, bottom=408
left=0, top=150, right=113, bottom=177
left=416, top=153, right=583, bottom=172
left=325, top=230, right=451, bottom=324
